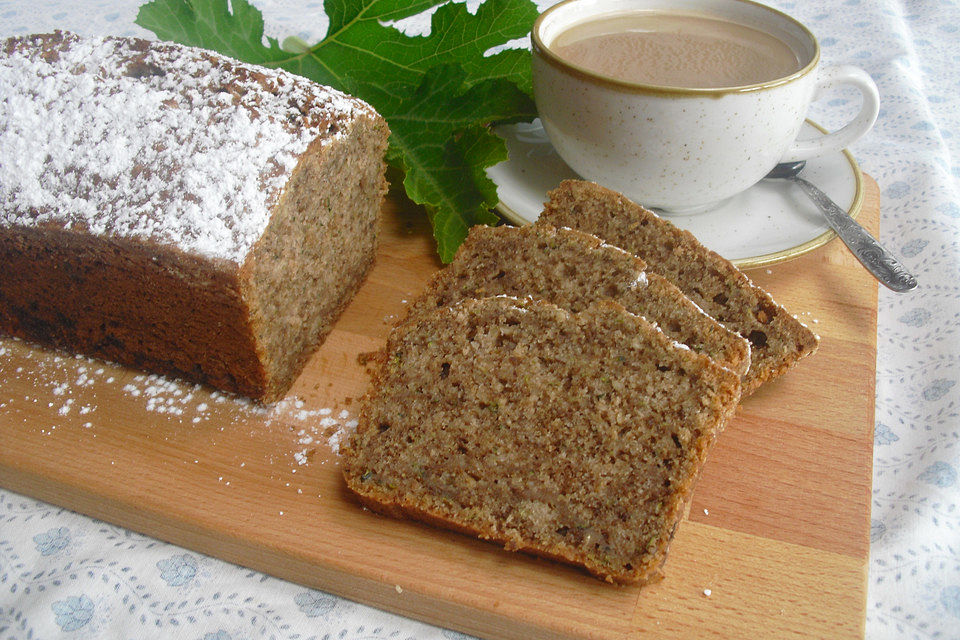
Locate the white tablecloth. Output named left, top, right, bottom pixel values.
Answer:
left=1, top=1, right=958, bottom=638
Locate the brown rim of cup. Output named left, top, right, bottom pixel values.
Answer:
left=531, top=0, right=822, bottom=96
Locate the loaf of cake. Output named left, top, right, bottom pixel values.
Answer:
left=342, top=296, right=742, bottom=584
left=0, top=32, right=389, bottom=402
left=402, top=223, right=751, bottom=376
left=539, top=180, right=819, bottom=395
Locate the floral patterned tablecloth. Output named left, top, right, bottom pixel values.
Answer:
left=1, top=1, right=958, bottom=638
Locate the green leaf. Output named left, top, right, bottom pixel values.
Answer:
left=135, top=0, right=539, bottom=262
left=137, top=0, right=288, bottom=63
left=368, top=63, right=522, bottom=259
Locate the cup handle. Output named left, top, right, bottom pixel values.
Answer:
left=781, top=65, right=880, bottom=161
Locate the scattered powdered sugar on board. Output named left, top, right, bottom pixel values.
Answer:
left=0, top=32, right=374, bottom=263
left=117, top=374, right=359, bottom=468
left=0, top=338, right=108, bottom=429
left=0, top=336, right=356, bottom=470
left=266, top=399, right=358, bottom=467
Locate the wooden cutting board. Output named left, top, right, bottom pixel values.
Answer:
left=0, top=177, right=878, bottom=639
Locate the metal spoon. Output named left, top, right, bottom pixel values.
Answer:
left=765, top=160, right=918, bottom=292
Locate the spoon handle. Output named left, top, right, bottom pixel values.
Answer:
left=792, top=176, right=918, bottom=292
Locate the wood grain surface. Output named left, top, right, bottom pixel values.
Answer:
left=0, top=177, right=879, bottom=639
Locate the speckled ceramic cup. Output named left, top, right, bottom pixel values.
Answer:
left=532, top=0, right=880, bottom=213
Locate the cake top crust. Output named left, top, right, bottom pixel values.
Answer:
left=0, top=31, right=376, bottom=263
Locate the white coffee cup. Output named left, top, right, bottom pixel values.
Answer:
left=531, top=0, right=880, bottom=213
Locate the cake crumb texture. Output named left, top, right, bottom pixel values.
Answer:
left=0, top=32, right=390, bottom=401
left=403, top=223, right=751, bottom=376
left=539, top=179, right=819, bottom=395
left=342, top=296, right=741, bottom=584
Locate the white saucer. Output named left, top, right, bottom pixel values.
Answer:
left=486, top=120, right=864, bottom=269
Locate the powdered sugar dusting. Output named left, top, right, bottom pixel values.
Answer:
left=0, top=335, right=357, bottom=472
left=266, top=397, right=358, bottom=465
left=0, top=32, right=374, bottom=263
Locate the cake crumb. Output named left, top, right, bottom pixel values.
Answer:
left=342, top=295, right=741, bottom=584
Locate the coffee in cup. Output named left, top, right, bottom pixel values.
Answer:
left=550, top=12, right=802, bottom=89
left=531, top=0, right=880, bottom=213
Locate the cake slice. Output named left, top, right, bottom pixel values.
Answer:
left=342, top=296, right=741, bottom=584
left=402, top=224, right=751, bottom=376
left=539, top=180, right=819, bottom=395
left=0, top=32, right=389, bottom=401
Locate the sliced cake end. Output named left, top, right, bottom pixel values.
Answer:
left=342, top=296, right=741, bottom=584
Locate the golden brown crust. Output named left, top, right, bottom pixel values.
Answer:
left=347, top=488, right=667, bottom=585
